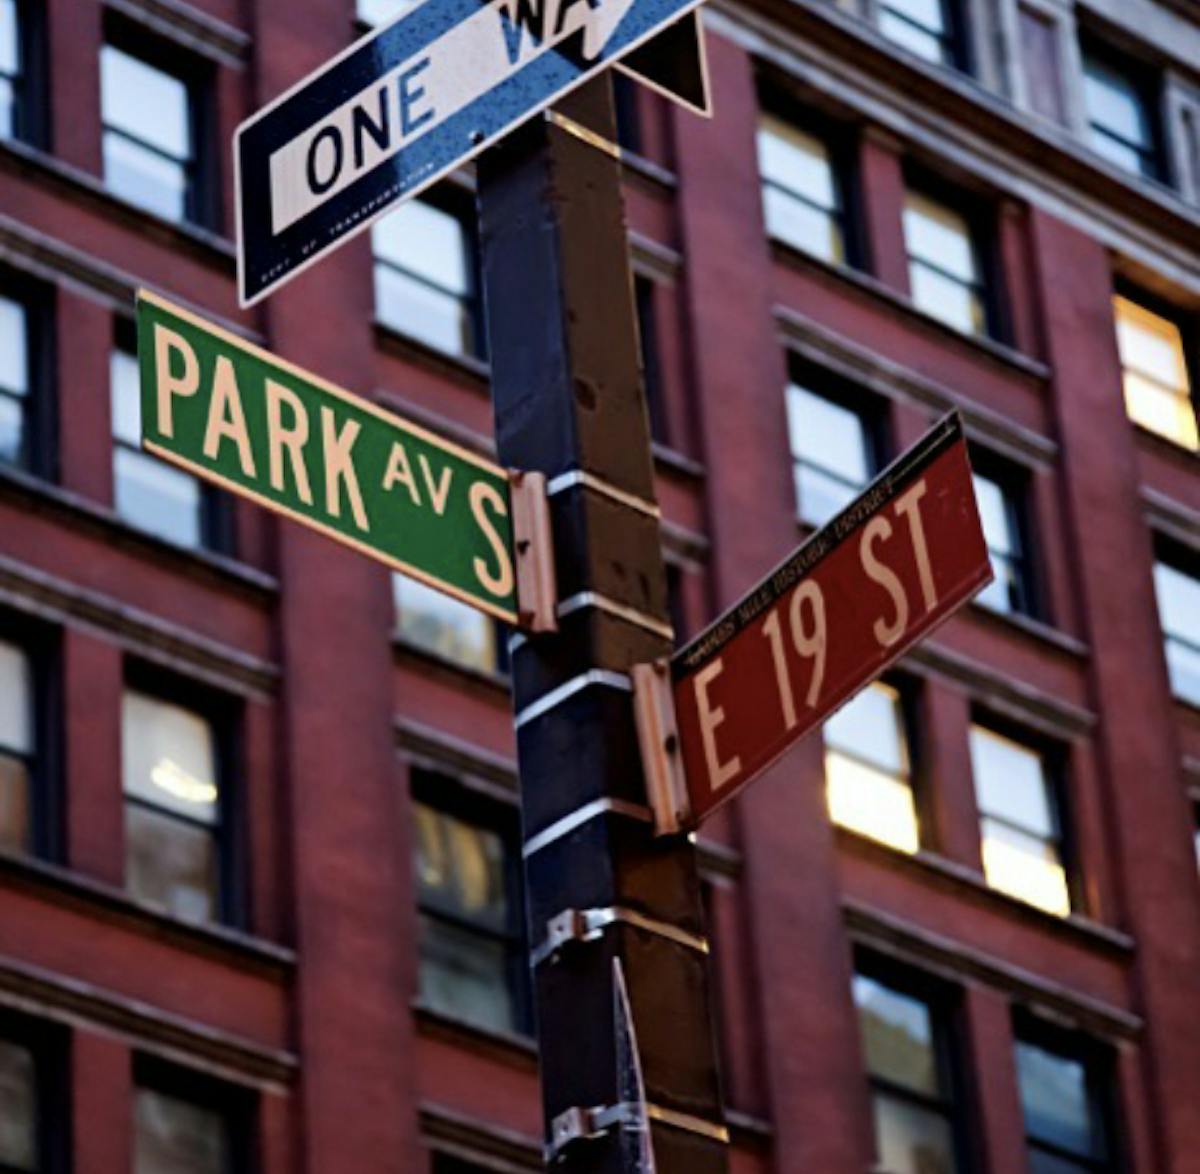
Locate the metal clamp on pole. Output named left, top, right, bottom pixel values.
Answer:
left=509, top=469, right=558, bottom=634
left=631, top=661, right=692, bottom=836
left=548, top=1103, right=641, bottom=1161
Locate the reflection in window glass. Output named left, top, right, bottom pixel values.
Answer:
left=972, top=472, right=1031, bottom=616
left=1082, top=50, right=1160, bottom=180
left=373, top=199, right=480, bottom=356
left=122, top=690, right=221, bottom=924
left=786, top=384, right=873, bottom=528
left=357, top=0, right=419, bottom=23
left=413, top=796, right=526, bottom=1034
left=0, top=0, right=21, bottom=141
left=878, top=0, right=956, bottom=67
left=1153, top=560, right=1200, bottom=706
left=903, top=191, right=987, bottom=336
left=0, top=640, right=31, bottom=854
left=969, top=726, right=1069, bottom=916
left=134, top=1085, right=227, bottom=1174
left=0, top=1038, right=36, bottom=1171
left=853, top=969, right=961, bottom=1174
left=756, top=116, right=845, bottom=264
left=824, top=683, right=919, bottom=854
left=111, top=349, right=206, bottom=548
left=100, top=46, right=193, bottom=222
left=0, top=294, right=29, bottom=468
left=1113, top=296, right=1197, bottom=451
left=394, top=573, right=500, bottom=674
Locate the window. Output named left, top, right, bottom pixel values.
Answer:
left=971, top=463, right=1035, bottom=617
left=0, top=278, right=50, bottom=478
left=133, top=1057, right=251, bottom=1174
left=824, top=682, right=919, bottom=854
left=0, top=1011, right=68, bottom=1174
left=853, top=959, right=965, bottom=1174
left=373, top=195, right=484, bottom=358
left=1014, top=1016, right=1116, bottom=1172
left=393, top=573, right=506, bottom=676
left=1081, top=45, right=1162, bottom=182
left=0, top=0, right=40, bottom=145
left=122, top=685, right=230, bottom=925
left=877, top=0, right=962, bottom=68
left=903, top=189, right=990, bottom=337
left=613, top=72, right=641, bottom=153
left=356, top=0, right=417, bottom=24
left=969, top=725, right=1070, bottom=916
left=1152, top=556, right=1200, bottom=707
left=111, top=342, right=225, bottom=550
left=100, top=35, right=212, bottom=225
left=1112, top=295, right=1197, bottom=451
left=0, top=630, right=56, bottom=861
left=634, top=274, right=669, bottom=446
left=757, top=115, right=846, bottom=265
left=412, top=773, right=530, bottom=1035
left=786, top=380, right=877, bottom=529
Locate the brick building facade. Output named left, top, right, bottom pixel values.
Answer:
left=0, top=0, right=1197, bottom=1171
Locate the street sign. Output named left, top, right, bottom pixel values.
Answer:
left=667, top=413, right=991, bottom=828
left=136, top=290, right=519, bottom=622
left=234, top=0, right=707, bottom=306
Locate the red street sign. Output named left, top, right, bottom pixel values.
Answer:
left=670, top=412, right=991, bottom=828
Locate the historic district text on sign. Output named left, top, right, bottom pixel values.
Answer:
left=136, top=290, right=519, bottom=621
left=668, top=414, right=991, bottom=827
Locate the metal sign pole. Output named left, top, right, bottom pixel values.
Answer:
left=477, top=77, right=730, bottom=1174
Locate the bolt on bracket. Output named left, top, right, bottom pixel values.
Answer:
left=509, top=469, right=558, bottom=634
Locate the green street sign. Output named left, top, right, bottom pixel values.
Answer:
left=136, top=290, right=518, bottom=622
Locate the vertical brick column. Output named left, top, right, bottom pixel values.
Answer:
left=44, top=0, right=103, bottom=173
left=55, top=291, right=113, bottom=503
left=72, top=1032, right=132, bottom=1174
left=857, top=128, right=910, bottom=295
left=246, top=5, right=418, bottom=1172
left=1029, top=206, right=1200, bottom=1171
left=961, top=986, right=1027, bottom=1174
left=63, top=628, right=123, bottom=886
left=673, top=31, right=874, bottom=1174
left=919, top=681, right=982, bottom=868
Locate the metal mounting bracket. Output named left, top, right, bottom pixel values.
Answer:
left=547, top=1103, right=641, bottom=1161
left=531, top=905, right=708, bottom=968
left=509, top=469, right=558, bottom=634
left=631, top=660, right=692, bottom=835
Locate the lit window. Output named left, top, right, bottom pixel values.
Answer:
left=101, top=44, right=199, bottom=223
left=122, top=689, right=224, bottom=924
left=1014, top=1019, right=1116, bottom=1172
left=0, top=0, right=22, bottom=141
left=413, top=777, right=529, bottom=1034
left=1112, top=296, right=1197, bottom=451
left=0, top=639, right=33, bottom=855
left=0, top=292, right=28, bottom=469
left=972, top=469, right=1034, bottom=617
left=786, top=383, right=875, bottom=529
left=112, top=346, right=216, bottom=549
left=877, top=0, right=960, bottom=67
left=757, top=115, right=845, bottom=265
left=824, top=682, right=919, bottom=854
left=393, top=573, right=504, bottom=675
left=1152, top=559, right=1200, bottom=707
left=1081, top=48, right=1161, bottom=181
left=356, top=0, right=418, bottom=24
left=373, top=197, right=483, bottom=358
left=969, top=726, right=1070, bottom=917
left=133, top=1060, right=249, bottom=1174
left=853, top=964, right=965, bottom=1174
left=903, top=190, right=989, bottom=336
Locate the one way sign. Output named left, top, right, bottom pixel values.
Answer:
left=235, top=0, right=707, bottom=306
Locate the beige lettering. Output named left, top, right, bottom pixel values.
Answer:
left=153, top=324, right=199, bottom=438
left=202, top=356, right=256, bottom=477
left=381, top=441, right=422, bottom=505
left=894, top=479, right=937, bottom=612
left=418, top=453, right=453, bottom=516
left=695, top=658, right=742, bottom=793
left=468, top=481, right=514, bottom=599
left=860, top=515, right=908, bottom=647
left=265, top=379, right=313, bottom=505
left=320, top=407, right=369, bottom=532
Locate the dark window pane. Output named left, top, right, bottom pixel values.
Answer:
left=1081, top=52, right=1158, bottom=179
left=1015, top=1040, right=1103, bottom=1159
left=0, top=297, right=28, bottom=396
left=0, top=1, right=18, bottom=77
left=125, top=803, right=218, bottom=922
left=0, top=1038, right=36, bottom=1172
left=1028, top=1149, right=1092, bottom=1174
left=0, top=754, right=30, bottom=854
left=873, top=1092, right=956, bottom=1174
left=0, top=639, right=31, bottom=756
left=853, top=974, right=938, bottom=1095
left=394, top=573, right=499, bottom=673
left=134, top=1086, right=227, bottom=1174
left=634, top=275, right=667, bottom=444
left=414, top=802, right=507, bottom=930
left=417, top=913, right=517, bottom=1033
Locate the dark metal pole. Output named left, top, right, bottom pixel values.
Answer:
left=477, top=77, right=729, bottom=1174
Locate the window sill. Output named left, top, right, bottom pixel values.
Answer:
left=413, top=1000, right=537, bottom=1070
left=0, top=463, right=278, bottom=600
left=835, top=825, right=1135, bottom=956
left=393, top=636, right=513, bottom=699
left=619, top=149, right=679, bottom=193
left=0, top=138, right=236, bottom=272
left=769, top=238, right=1050, bottom=383
left=966, top=600, right=1089, bottom=660
left=652, top=441, right=706, bottom=480
left=0, top=848, right=295, bottom=974
left=373, top=321, right=490, bottom=391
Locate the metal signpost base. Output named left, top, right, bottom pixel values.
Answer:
left=477, top=78, right=730, bottom=1174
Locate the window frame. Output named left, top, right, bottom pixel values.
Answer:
left=969, top=714, right=1078, bottom=915
left=121, top=663, right=244, bottom=929
left=373, top=184, right=487, bottom=361
left=968, top=446, right=1042, bottom=621
left=0, top=267, right=55, bottom=482
left=0, top=0, right=48, bottom=150
left=633, top=272, right=669, bottom=447
left=1079, top=34, right=1166, bottom=186
left=0, top=1007, right=70, bottom=1174
left=410, top=768, right=532, bottom=1037
left=756, top=88, right=865, bottom=271
left=877, top=0, right=971, bottom=73
left=132, top=1053, right=254, bottom=1174
left=1012, top=1009, right=1120, bottom=1173
left=100, top=15, right=220, bottom=231
left=1152, top=538, right=1200, bottom=709
left=852, top=949, right=973, bottom=1174
left=1111, top=280, right=1199, bottom=449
